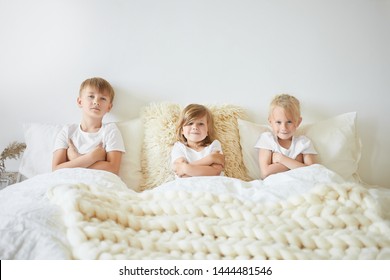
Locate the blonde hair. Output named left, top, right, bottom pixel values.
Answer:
left=269, top=94, right=301, bottom=123
left=176, top=104, right=216, bottom=146
left=79, top=77, right=115, bottom=103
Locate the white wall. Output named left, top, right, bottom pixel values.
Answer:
left=1, top=0, right=389, bottom=187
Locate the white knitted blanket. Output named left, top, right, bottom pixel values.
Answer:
left=48, top=180, right=390, bottom=260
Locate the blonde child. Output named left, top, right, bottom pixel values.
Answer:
left=171, top=104, right=224, bottom=177
left=256, top=94, right=317, bottom=179
left=52, top=77, right=125, bottom=175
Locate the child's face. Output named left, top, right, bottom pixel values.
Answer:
left=77, top=86, right=113, bottom=118
left=182, top=115, right=209, bottom=145
left=269, top=106, right=301, bottom=141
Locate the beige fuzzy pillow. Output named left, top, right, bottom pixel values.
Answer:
left=140, top=102, right=249, bottom=190
left=140, top=103, right=181, bottom=190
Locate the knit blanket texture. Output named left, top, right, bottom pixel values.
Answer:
left=48, top=181, right=390, bottom=260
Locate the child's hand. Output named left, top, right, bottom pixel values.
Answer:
left=273, top=152, right=303, bottom=165
left=210, top=151, right=225, bottom=167
left=90, top=143, right=106, bottom=162
left=272, top=152, right=284, bottom=164
left=295, top=153, right=304, bottom=163
left=67, top=139, right=81, bottom=161
left=173, top=158, right=188, bottom=177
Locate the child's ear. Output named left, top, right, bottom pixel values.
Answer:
left=77, top=97, right=82, bottom=108
left=297, top=117, right=302, bottom=127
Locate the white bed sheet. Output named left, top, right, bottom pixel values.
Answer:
left=0, top=168, right=127, bottom=259
left=1, top=165, right=389, bottom=259
left=155, top=164, right=346, bottom=203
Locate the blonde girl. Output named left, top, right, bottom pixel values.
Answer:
left=171, top=104, right=224, bottom=177
left=256, top=94, right=317, bottom=179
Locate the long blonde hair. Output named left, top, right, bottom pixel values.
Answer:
left=175, top=104, right=216, bottom=146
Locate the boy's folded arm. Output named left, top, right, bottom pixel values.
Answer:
left=53, top=144, right=109, bottom=171
left=303, top=153, right=317, bottom=165
left=259, top=150, right=317, bottom=179
left=52, top=149, right=99, bottom=170
left=260, top=162, right=289, bottom=179
left=89, top=150, right=123, bottom=175
left=66, top=138, right=81, bottom=161
left=258, top=148, right=289, bottom=179
left=273, top=152, right=316, bottom=170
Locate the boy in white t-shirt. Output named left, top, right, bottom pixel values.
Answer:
left=255, top=94, right=317, bottom=179
left=171, top=104, right=224, bottom=178
left=52, top=77, right=125, bottom=175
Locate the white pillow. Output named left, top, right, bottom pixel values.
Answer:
left=116, top=118, right=143, bottom=191
left=299, top=112, right=361, bottom=181
left=19, top=123, right=63, bottom=178
left=238, top=112, right=361, bottom=181
left=19, top=120, right=143, bottom=191
left=237, top=119, right=271, bottom=180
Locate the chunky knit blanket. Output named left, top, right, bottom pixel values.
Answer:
left=48, top=180, right=390, bottom=260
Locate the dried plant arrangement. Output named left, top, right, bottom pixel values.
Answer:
left=0, top=141, right=26, bottom=173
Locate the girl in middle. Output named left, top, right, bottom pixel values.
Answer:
left=171, top=104, right=225, bottom=178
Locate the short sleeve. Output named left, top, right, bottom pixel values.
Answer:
left=53, top=126, right=69, bottom=152
left=209, top=140, right=223, bottom=154
left=104, top=123, right=126, bottom=153
left=299, top=135, right=317, bottom=155
left=254, top=132, right=275, bottom=151
left=171, top=142, right=186, bottom=163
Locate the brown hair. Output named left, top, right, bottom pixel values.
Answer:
left=269, top=94, right=301, bottom=123
left=176, top=104, right=216, bottom=146
left=79, top=77, right=115, bottom=103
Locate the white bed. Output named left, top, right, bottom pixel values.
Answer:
left=1, top=103, right=389, bottom=260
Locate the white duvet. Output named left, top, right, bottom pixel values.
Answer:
left=0, top=168, right=128, bottom=259
left=1, top=165, right=389, bottom=259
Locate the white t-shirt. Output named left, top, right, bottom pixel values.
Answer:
left=53, top=123, right=125, bottom=154
left=171, top=140, right=223, bottom=175
left=254, top=132, right=317, bottom=159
